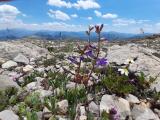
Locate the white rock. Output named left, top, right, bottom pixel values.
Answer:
left=0, top=75, right=20, bottom=90
left=132, top=103, right=159, bottom=120
left=26, top=82, right=37, bottom=90
left=0, top=41, right=49, bottom=59
left=43, top=107, right=51, bottom=113
left=126, top=94, right=140, bottom=104
left=66, top=82, right=76, bottom=89
left=79, top=115, right=87, bottom=120
left=57, top=100, right=68, bottom=114
left=107, top=44, right=160, bottom=92
left=2, top=60, right=17, bottom=69
left=35, top=67, right=45, bottom=73
left=89, top=101, right=99, bottom=115
left=80, top=106, right=86, bottom=116
left=14, top=53, right=29, bottom=64
left=23, top=65, right=34, bottom=72
left=35, top=89, right=53, bottom=98
left=26, top=82, right=42, bottom=91
left=0, top=110, right=19, bottom=120
left=100, top=94, right=131, bottom=119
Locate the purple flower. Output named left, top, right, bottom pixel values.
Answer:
left=109, top=107, right=120, bottom=120
left=85, top=50, right=94, bottom=58
left=80, top=56, right=85, bottom=61
left=67, top=56, right=78, bottom=64
left=96, top=58, right=108, bottom=66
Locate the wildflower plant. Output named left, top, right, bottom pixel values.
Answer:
left=67, top=24, right=109, bottom=85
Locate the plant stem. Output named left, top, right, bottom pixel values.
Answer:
left=89, top=33, right=101, bottom=78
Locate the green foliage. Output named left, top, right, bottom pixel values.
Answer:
left=60, top=43, right=74, bottom=53
left=101, top=111, right=110, bottom=120
left=68, top=104, right=76, bottom=120
left=24, top=92, right=42, bottom=111
left=65, top=86, right=87, bottom=105
left=87, top=112, right=94, bottom=120
left=102, top=66, right=135, bottom=95
left=48, top=72, right=69, bottom=89
left=18, top=102, right=38, bottom=120
left=44, top=96, right=58, bottom=114
left=18, top=102, right=27, bottom=116
left=21, top=71, right=43, bottom=87
left=26, top=111, right=38, bottom=120
left=55, top=53, right=66, bottom=60
left=47, top=47, right=56, bottom=53
left=43, top=58, right=57, bottom=67
left=0, top=87, right=18, bottom=111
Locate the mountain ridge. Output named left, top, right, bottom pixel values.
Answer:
left=0, top=29, right=152, bottom=41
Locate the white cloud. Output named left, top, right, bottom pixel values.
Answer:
left=94, top=10, right=118, bottom=19
left=94, top=10, right=102, bottom=17
left=0, top=4, right=21, bottom=22
left=47, top=0, right=72, bottom=8
left=73, top=0, right=100, bottom=9
left=0, top=20, right=85, bottom=31
left=48, top=10, right=70, bottom=21
left=112, top=19, right=150, bottom=26
left=87, top=17, right=92, bottom=20
left=102, top=13, right=118, bottom=19
left=71, top=14, right=78, bottom=18
left=48, top=0, right=100, bottom=9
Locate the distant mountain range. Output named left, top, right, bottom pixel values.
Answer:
left=0, top=29, right=153, bottom=41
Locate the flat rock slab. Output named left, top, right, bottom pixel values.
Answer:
left=100, top=94, right=131, bottom=119
left=107, top=44, right=160, bottom=92
left=0, top=110, right=19, bottom=120
left=0, top=41, right=49, bottom=60
left=14, top=53, right=29, bottom=64
left=0, top=75, right=20, bottom=91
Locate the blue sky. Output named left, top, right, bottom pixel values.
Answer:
left=0, top=0, right=160, bottom=33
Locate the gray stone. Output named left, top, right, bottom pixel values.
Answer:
left=57, top=100, right=68, bottom=114
left=14, top=53, right=29, bottom=64
left=89, top=101, right=99, bottom=115
left=23, top=65, right=34, bottom=72
left=126, top=94, right=140, bottom=104
left=66, top=82, right=76, bottom=89
left=0, top=41, right=49, bottom=60
left=107, top=44, right=160, bottom=92
left=80, top=106, right=86, bottom=116
left=26, top=82, right=43, bottom=91
left=0, top=75, right=20, bottom=90
left=100, top=94, right=131, bottom=119
left=0, top=110, right=19, bottom=120
left=2, top=60, right=17, bottom=69
left=36, top=111, right=43, bottom=120
left=131, top=103, right=159, bottom=120
left=154, top=108, right=160, bottom=118
left=35, top=89, right=53, bottom=98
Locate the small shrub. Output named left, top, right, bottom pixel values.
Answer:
left=21, top=71, right=43, bottom=87
left=0, top=87, right=18, bottom=111
left=24, top=92, right=42, bottom=111
left=102, top=66, right=136, bottom=95
left=65, top=86, right=87, bottom=105
left=44, top=96, right=58, bottom=114
left=43, top=58, right=57, bottom=67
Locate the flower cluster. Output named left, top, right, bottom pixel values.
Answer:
left=67, top=24, right=108, bottom=85
left=109, top=107, right=120, bottom=120
left=118, top=58, right=135, bottom=76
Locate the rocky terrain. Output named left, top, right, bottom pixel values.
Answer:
left=0, top=35, right=160, bottom=120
